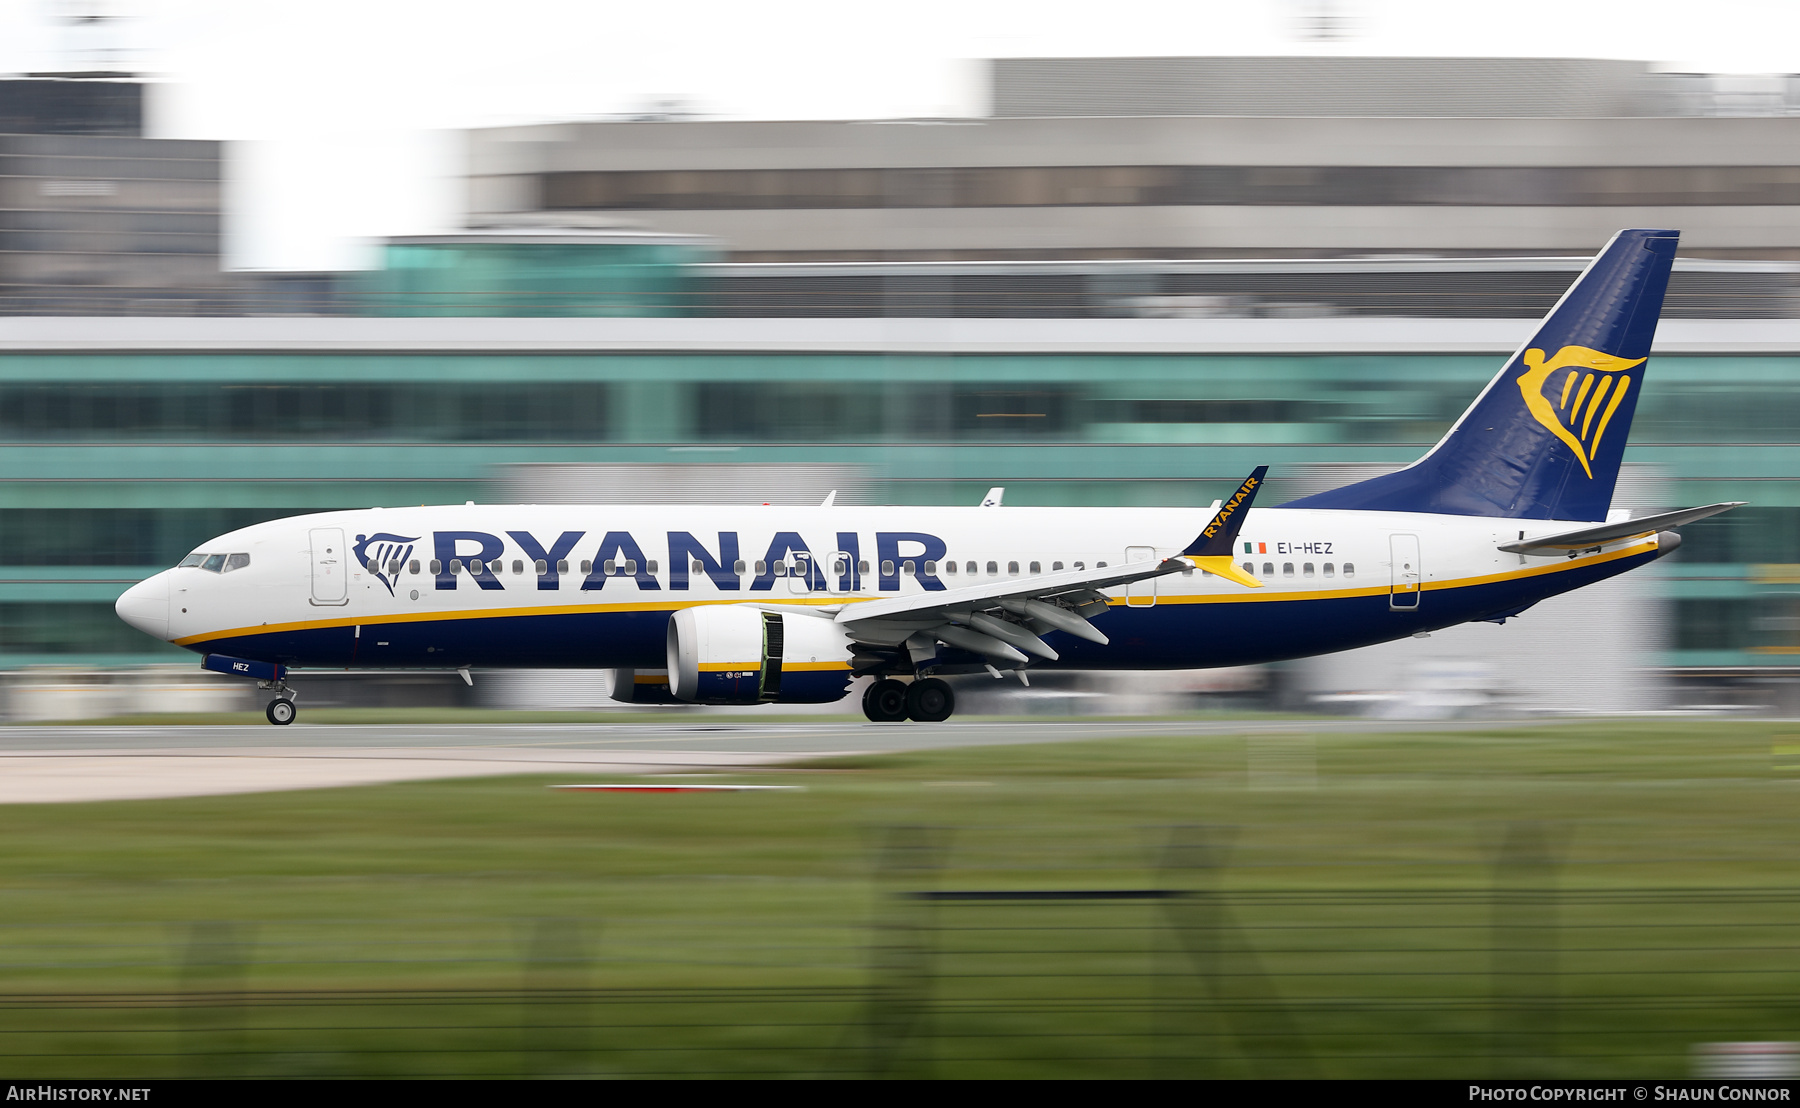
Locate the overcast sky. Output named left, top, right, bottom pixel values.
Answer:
left=4, top=0, right=1800, bottom=271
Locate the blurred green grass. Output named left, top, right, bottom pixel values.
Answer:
left=0, top=718, right=1795, bottom=1077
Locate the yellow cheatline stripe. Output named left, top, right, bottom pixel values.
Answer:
left=1570, top=372, right=1595, bottom=417
left=173, top=593, right=846, bottom=647
left=175, top=540, right=1659, bottom=646
left=1580, top=375, right=1613, bottom=441
left=1144, top=538, right=1657, bottom=606
left=1590, top=376, right=1631, bottom=456
left=1559, top=370, right=1578, bottom=410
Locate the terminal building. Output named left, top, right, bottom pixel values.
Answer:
left=1, top=57, right=1798, bottom=712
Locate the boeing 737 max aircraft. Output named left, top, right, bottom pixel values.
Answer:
left=115, top=228, right=1739, bottom=725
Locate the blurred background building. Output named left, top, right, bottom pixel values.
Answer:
left=2, top=55, right=1799, bottom=713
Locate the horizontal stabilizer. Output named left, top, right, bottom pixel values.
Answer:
left=1497, top=502, right=1744, bottom=554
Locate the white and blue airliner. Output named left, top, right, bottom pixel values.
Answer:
left=115, top=229, right=1739, bottom=725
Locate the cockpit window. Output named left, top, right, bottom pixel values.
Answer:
left=200, top=554, right=226, bottom=573
left=224, top=553, right=250, bottom=573
left=178, top=553, right=205, bottom=568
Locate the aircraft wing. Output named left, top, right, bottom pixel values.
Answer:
left=1496, top=501, right=1744, bottom=555
left=830, top=468, right=1268, bottom=669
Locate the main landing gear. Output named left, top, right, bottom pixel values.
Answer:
left=861, top=677, right=955, bottom=723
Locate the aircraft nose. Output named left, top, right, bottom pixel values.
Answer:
left=115, top=571, right=171, bottom=641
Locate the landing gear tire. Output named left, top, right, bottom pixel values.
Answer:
left=904, top=677, right=954, bottom=723
left=862, top=678, right=909, bottom=723
left=266, top=698, right=296, bottom=726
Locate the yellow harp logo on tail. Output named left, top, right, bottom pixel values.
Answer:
left=1516, top=345, right=1647, bottom=479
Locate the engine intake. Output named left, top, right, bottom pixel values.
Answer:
left=666, top=605, right=853, bottom=705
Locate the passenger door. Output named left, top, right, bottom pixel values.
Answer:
left=310, top=527, right=349, bottom=606
left=1389, top=533, right=1421, bottom=611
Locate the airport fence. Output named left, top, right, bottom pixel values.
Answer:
left=0, top=822, right=1790, bottom=1078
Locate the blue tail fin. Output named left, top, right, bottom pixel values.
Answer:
left=1285, top=228, right=1679, bottom=521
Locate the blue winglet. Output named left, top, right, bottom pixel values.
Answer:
left=1184, top=466, right=1268, bottom=558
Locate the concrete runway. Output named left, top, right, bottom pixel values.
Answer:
left=0, top=717, right=1530, bottom=804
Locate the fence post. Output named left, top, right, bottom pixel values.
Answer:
left=178, top=921, right=250, bottom=1078
left=521, top=918, right=592, bottom=1078
left=865, top=825, right=944, bottom=1077
left=1159, top=825, right=1315, bottom=1078
left=1492, top=821, right=1560, bottom=1077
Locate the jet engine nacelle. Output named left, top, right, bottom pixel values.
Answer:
left=666, top=605, right=854, bottom=705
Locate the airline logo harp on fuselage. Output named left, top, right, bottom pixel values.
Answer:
left=1516, top=345, right=1647, bottom=479
left=353, top=532, right=419, bottom=597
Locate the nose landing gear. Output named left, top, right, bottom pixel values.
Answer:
left=258, top=679, right=297, bottom=726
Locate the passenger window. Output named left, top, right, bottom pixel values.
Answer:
left=692, top=560, right=705, bottom=574
left=773, top=562, right=787, bottom=577
left=535, top=559, right=547, bottom=574
left=1302, top=563, right=1314, bottom=578
left=1343, top=563, right=1355, bottom=578
left=409, top=560, right=420, bottom=575
left=965, top=561, right=976, bottom=575
left=1074, top=561, right=1085, bottom=571
left=754, top=560, right=767, bottom=575
left=1181, top=564, right=1193, bottom=576
left=922, top=560, right=935, bottom=575
left=944, top=561, right=957, bottom=576
left=450, top=559, right=463, bottom=574
left=1097, top=561, right=1108, bottom=569
left=201, top=554, right=226, bottom=573
left=881, top=560, right=895, bottom=576
left=579, top=560, right=591, bottom=574
left=224, top=553, right=250, bottom=572
left=648, top=561, right=658, bottom=574
left=556, top=559, right=568, bottom=574
left=1243, top=562, right=1255, bottom=576
left=1029, top=561, right=1041, bottom=574
left=179, top=553, right=204, bottom=568
left=902, top=560, right=916, bottom=576
left=734, top=560, right=747, bottom=574
left=986, top=561, right=998, bottom=575
left=1262, top=562, right=1274, bottom=576
left=1052, top=561, right=1064, bottom=571
left=604, top=561, right=618, bottom=576
left=430, top=559, right=442, bottom=574
left=512, top=559, right=523, bottom=575
left=625, top=560, right=637, bottom=575
left=857, top=561, right=868, bottom=573
left=1008, top=561, right=1020, bottom=575
left=1323, top=563, right=1334, bottom=578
